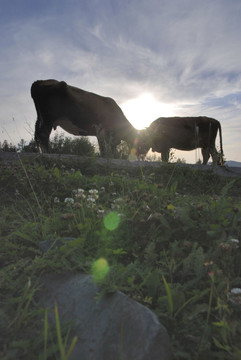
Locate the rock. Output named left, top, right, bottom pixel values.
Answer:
left=38, top=273, right=172, bottom=360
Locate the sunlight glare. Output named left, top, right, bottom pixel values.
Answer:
left=121, top=93, right=175, bottom=130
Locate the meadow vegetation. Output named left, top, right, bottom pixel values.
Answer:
left=0, top=139, right=241, bottom=359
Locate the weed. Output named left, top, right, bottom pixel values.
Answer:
left=0, top=159, right=241, bottom=359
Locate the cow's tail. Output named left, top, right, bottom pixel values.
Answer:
left=218, top=121, right=224, bottom=166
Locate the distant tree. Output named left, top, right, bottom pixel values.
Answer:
left=49, top=133, right=96, bottom=157
left=0, top=140, right=17, bottom=152
left=20, top=139, right=39, bottom=153
left=17, top=139, right=26, bottom=152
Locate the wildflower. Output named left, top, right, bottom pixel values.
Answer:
left=89, top=189, right=98, bottom=194
left=97, top=209, right=105, bottom=218
left=100, top=186, right=105, bottom=192
left=73, top=188, right=86, bottom=199
left=218, top=242, right=231, bottom=251
left=64, top=197, right=74, bottom=205
left=230, top=288, right=241, bottom=295
left=229, top=288, right=241, bottom=306
left=89, top=189, right=99, bottom=200
left=87, top=197, right=96, bottom=208
left=73, top=202, right=82, bottom=209
left=167, top=203, right=175, bottom=211
left=231, top=238, right=239, bottom=249
left=54, top=197, right=60, bottom=204
left=208, top=271, right=215, bottom=278
left=118, top=213, right=125, bottom=218
left=204, top=261, right=214, bottom=266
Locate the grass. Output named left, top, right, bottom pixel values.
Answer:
left=0, top=156, right=241, bottom=359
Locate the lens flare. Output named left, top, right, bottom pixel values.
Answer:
left=103, top=211, right=120, bottom=231
left=91, top=258, right=109, bottom=282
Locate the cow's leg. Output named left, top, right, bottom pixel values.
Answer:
left=161, top=149, right=169, bottom=162
left=201, top=148, right=210, bottom=164
left=97, top=131, right=118, bottom=158
left=35, top=122, right=52, bottom=153
left=209, top=146, right=218, bottom=166
left=97, top=136, right=106, bottom=157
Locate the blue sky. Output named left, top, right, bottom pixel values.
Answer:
left=0, top=0, right=241, bottom=162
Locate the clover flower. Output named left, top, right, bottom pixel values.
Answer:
left=229, top=288, right=241, bottom=306
left=73, top=188, right=86, bottom=199
left=89, top=189, right=99, bottom=200
left=64, top=197, right=74, bottom=205
left=231, top=238, right=239, bottom=248
left=54, top=196, right=60, bottom=204
left=97, top=209, right=105, bottom=218
left=87, top=197, right=96, bottom=208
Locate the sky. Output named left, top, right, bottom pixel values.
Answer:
left=0, top=0, right=241, bottom=163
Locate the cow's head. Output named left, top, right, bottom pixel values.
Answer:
left=135, top=129, right=151, bottom=160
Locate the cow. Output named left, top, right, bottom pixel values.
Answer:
left=136, top=116, right=224, bottom=165
left=31, top=79, right=137, bottom=158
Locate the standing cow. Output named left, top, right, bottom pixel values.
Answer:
left=31, top=79, right=137, bottom=158
left=136, top=117, right=224, bottom=165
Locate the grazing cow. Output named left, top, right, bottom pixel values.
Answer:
left=31, top=79, right=137, bottom=157
left=136, top=117, right=224, bottom=165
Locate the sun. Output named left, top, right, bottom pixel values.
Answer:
left=121, top=93, right=175, bottom=130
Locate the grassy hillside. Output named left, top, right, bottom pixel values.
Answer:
left=1, top=156, right=241, bottom=359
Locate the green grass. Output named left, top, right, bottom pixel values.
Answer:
left=0, top=157, right=241, bottom=359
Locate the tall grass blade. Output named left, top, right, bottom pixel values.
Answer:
left=44, top=309, right=48, bottom=360
left=162, top=274, right=173, bottom=316
left=65, top=336, right=78, bottom=360
left=55, top=302, right=65, bottom=360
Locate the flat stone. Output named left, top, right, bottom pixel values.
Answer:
left=38, top=273, right=172, bottom=360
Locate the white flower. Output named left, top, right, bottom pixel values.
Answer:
left=97, top=209, right=105, bottom=218
left=118, top=213, right=125, bottom=218
left=101, top=187, right=105, bottom=192
left=89, top=189, right=98, bottom=193
left=231, top=239, right=239, bottom=244
left=230, top=288, right=241, bottom=295
left=88, top=189, right=99, bottom=200
left=73, top=188, right=86, bottom=199
left=97, top=209, right=105, bottom=215
left=229, top=288, right=241, bottom=306
left=54, top=197, right=60, bottom=204
left=64, top=197, right=74, bottom=204
left=87, top=197, right=96, bottom=208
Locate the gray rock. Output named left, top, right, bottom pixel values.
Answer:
left=38, top=273, right=172, bottom=360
